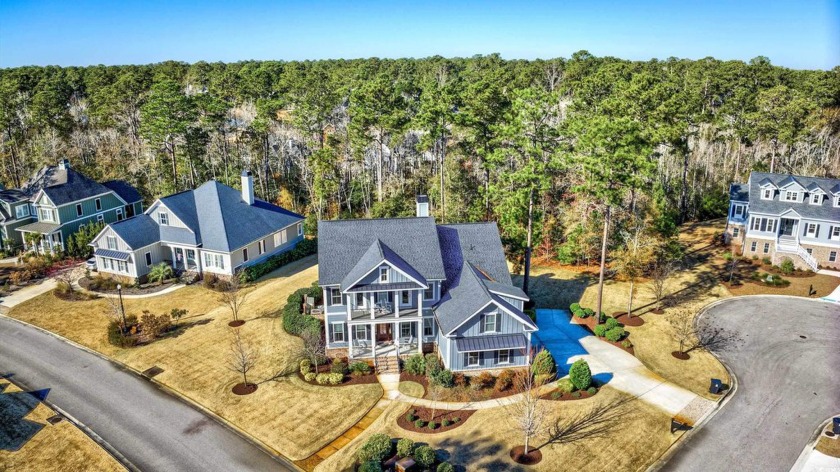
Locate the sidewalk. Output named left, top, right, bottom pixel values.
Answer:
left=0, top=278, right=57, bottom=311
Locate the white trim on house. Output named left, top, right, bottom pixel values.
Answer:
left=342, top=258, right=429, bottom=292
left=444, top=298, right=536, bottom=336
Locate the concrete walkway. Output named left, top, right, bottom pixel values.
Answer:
left=793, top=449, right=840, bottom=472
left=73, top=280, right=186, bottom=299
left=817, top=268, right=840, bottom=278
left=0, top=278, right=57, bottom=311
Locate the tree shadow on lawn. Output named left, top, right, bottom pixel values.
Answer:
left=511, top=271, right=592, bottom=311
left=0, top=382, right=50, bottom=452
left=435, top=435, right=528, bottom=472
left=139, top=318, right=213, bottom=346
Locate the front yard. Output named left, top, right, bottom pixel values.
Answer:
left=6, top=255, right=383, bottom=461
left=0, top=381, right=124, bottom=472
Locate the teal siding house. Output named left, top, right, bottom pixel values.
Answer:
left=0, top=159, right=143, bottom=253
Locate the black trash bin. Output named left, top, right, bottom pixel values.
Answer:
left=709, top=378, right=722, bottom=394
left=833, top=417, right=840, bottom=435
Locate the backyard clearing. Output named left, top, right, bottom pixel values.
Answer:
left=316, top=387, right=679, bottom=472
left=0, top=381, right=124, bottom=472
left=6, top=255, right=384, bottom=461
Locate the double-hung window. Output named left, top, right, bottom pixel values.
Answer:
left=258, top=240, right=266, bottom=255
left=354, top=325, right=368, bottom=341
left=762, top=189, right=773, bottom=200
left=763, top=243, right=770, bottom=254
left=830, top=251, right=837, bottom=263
left=330, top=288, right=342, bottom=306
left=106, top=236, right=117, bottom=250
left=467, top=352, right=480, bottom=367
left=214, top=254, right=225, bottom=269
left=784, top=191, right=799, bottom=202
left=379, top=267, right=388, bottom=283
left=401, top=291, right=410, bottom=305
left=811, top=193, right=822, bottom=205
left=242, top=248, right=249, bottom=262
left=423, top=317, right=434, bottom=337
left=97, top=214, right=105, bottom=223
left=355, top=292, right=366, bottom=308
left=39, top=208, right=53, bottom=222
left=400, top=323, right=412, bottom=338
left=116, top=208, right=124, bottom=221
left=274, top=231, right=287, bottom=247
left=424, top=284, right=434, bottom=300
left=297, top=223, right=303, bottom=236
left=830, top=226, right=840, bottom=240
left=750, top=241, right=757, bottom=252
left=331, top=323, right=345, bottom=343
left=481, top=312, right=497, bottom=333
left=15, top=205, right=29, bottom=219
left=76, top=203, right=83, bottom=217
left=733, top=227, right=739, bottom=238
left=159, top=212, right=169, bottom=225
left=805, top=223, right=817, bottom=237
left=498, top=349, right=511, bottom=364
left=95, top=198, right=102, bottom=211
left=145, top=252, right=152, bottom=266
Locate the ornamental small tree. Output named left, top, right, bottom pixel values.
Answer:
left=532, top=349, right=555, bottom=378
left=569, top=359, right=592, bottom=390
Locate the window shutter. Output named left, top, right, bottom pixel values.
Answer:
left=478, top=315, right=485, bottom=334
left=815, top=225, right=820, bottom=238
left=803, top=224, right=808, bottom=236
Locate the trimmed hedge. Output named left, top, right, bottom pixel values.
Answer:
left=282, top=282, right=322, bottom=336
left=414, top=446, right=436, bottom=468
left=356, top=433, right=392, bottom=463
left=605, top=326, right=627, bottom=342
left=593, top=324, right=607, bottom=337
left=240, top=238, right=317, bottom=282
left=404, top=354, right=426, bottom=375
left=532, top=349, right=556, bottom=376
left=569, top=359, right=592, bottom=390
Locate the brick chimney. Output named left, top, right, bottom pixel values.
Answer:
left=241, top=170, right=255, bottom=205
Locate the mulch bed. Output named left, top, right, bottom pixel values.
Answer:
left=541, top=386, right=599, bottom=401
left=232, top=382, right=258, bottom=395
left=572, top=316, right=635, bottom=355
left=399, top=372, right=522, bottom=401
left=396, top=406, right=475, bottom=434
left=228, top=320, right=245, bottom=327
left=79, top=276, right=179, bottom=295
left=650, top=308, right=665, bottom=315
left=297, top=362, right=379, bottom=387
left=510, top=445, right=543, bottom=465
left=671, top=351, right=690, bottom=360
left=615, top=313, right=645, bottom=327
left=53, top=289, right=98, bottom=301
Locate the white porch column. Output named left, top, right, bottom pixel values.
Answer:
left=418, top=289, right=423, bottom=315
left=348, top=324, right=354, bottom=359
left=395, top=291, right=400, bottom=318
left=322, top=287, right=329, bottom=312
left=394, top=321, right=400, bottom=355
left=346, top=294, right=351, bottom=321
left=417, top=319, right=423, bottom=354
left=371, top=323, right=377, bottom=358
left=171, top=246, right=177, bottom=267
left=370, top=292, right=375, bottom=319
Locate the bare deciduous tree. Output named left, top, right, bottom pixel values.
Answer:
left=667, top=308, right=696, bottom=354
left=300, top=325, right=325, bottom=370
left=228, top=328, right=258, bottom=386
left=650, top=259, right=676, bottom=307
left=219, top=277, right=246, bottom=323
left=505, top=371, right=548, bottom=456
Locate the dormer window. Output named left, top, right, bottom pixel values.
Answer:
left=762, top=189, right=773, bottom=200
left=15, top=205, right=29, bottom=219
left=379, top=267, right=389, bottom=283
left=810, top=193, right=822, bottom=205
left=835, top=196, right=840, bottom=207
left=38, top=208, right=53, bottom=222
left=159, top=211, right=169, bottom=225
left=783, top=191, right=799, bottom=202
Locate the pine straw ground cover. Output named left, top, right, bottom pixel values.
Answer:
left=7, top=255, right=383, bottom=461
left=316, top=387, right=677, bottom=472
left=0, top=382, right=124, bottom=472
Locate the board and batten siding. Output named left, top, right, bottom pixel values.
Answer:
left=56, top=193, right=123, bottom=223
left=496, top=294, right=525, bottom=311
left=132, top=244, right=167, bottom=278
left=147, top=202, right=190, bottom=229
left=451, top=304, right=527, bottom=337
left=93, top=226, right=132, bottom=252
left=446, top=337, right=528, bottom=371
left=228, top=223, right=303, bottom=271
left=353, top=263, right=417, bottom=286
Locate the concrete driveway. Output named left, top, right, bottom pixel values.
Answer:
left=662, top=296, right=840, bottom=472
left=0, top=316, right=295, bottom=472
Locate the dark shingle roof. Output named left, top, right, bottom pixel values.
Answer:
left=317, top=217, right=446, bottom=286
left=747, top=172, right=840, bottom=221
left=103, top=180, right=142, bottom=204
left=455, top=333, right=527, bottom=352
left=437, top=223, right=514, bottom=286
left=339, top=239, right=428, bottom=290
left=729, top=183, right=749, bottom=202
left=0, top=189, right=28, bottom=204
left=108, top=214, right=161, bottom=249
left=483, top=280, right=528, bottom=300
left=24, top=166, right=112, bottom=206
left=157, top=181, right=304, bottom=252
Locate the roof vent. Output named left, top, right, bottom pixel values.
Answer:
left=416, top=195, right=429, bottom=217
left=58, top=159, right=70, bottom=170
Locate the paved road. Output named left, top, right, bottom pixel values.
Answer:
left=663, top=297, right=840, bottom=472
left=0, top=316, right=295, bottom=472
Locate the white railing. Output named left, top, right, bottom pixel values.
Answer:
left=774, top=235, right=818, bottom=271
left=796, top=245, right=819, bottom=271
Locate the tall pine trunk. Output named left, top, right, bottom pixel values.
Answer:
left=595, top=206, right=611, bottom=324
left=523, top=187, right=534, bottom=295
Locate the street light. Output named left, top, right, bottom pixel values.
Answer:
left=117, top=283, right=127, bottom=334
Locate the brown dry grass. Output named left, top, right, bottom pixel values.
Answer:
left=7, top=255, right=383, bottom=460
left=398, top=381, right=424, bottom=398
left=816, top=434, right=840, bottom=458
left=727, top=271, right=839, bottom=298
left=316, top=387, right=677, bottom=472
left=0, top=382, right=124, bottom=472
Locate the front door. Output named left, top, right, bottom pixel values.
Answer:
left=376, top=324, right=392, bottom=343
left=186, top=249, right=197, bottom=270
left=780, top=218, right=795, bottom=236
left=174, top=247, right=184, bottom=269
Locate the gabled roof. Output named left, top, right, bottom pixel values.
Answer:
left=154, top=181, right=304, bottom=252
left=24, top=166, right=113, bottom=206
left=831, top=184, right=840, bottom=195
left=340, top=239, right=427, bottom=291
left=805, top=182, right=827, bottom=194
left=103, top=180, right=143, bottom=204
left=437, top=223, right=514, bottom=287
left=776, top=175, right=805, bottom=190
left=318, top=217, right=446, bottom=286
left=0, top=189, right=28, bottom=204
left=746, top=172, right=840, bottom=221
left=106, top=214, right=161, bottom=249
left=757, top=178, right=777, bottom=188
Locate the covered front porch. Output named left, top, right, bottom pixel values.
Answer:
left=164, top=245, right=200, bottom=272
left=348, top=318, right=423, bottom=359
left=17, top=221, right=62, bottom=253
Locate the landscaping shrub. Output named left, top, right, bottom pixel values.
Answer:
left=240, top=238, right=317, bottom=282
left=779, top=258, right=795, bottom=275
left=437, top=463, right=455, bottom=472
left=453, top=373, right=467, bottom=388
left=453, top=417, right=460, bottom=422
left=569, top=359, right=592, bottom=390
left=304, top=372, right=316, bottom=382
left=328, top=373, right=343, bottom=385
left=106, top=315, right=139, bottom=347
left=414, top=419, right=426, bottom=428
left=556, top=378, right=575, bottom=393
left=605, top=316, right=620, bottom=330
left=406, top=412, right=416, bottom=422
left=414, top=446, right=436, bottom=468
left=441, top=419, right=451, bottom=427
left=605, top=327, right=627, bottom=343
left=430, top=369, right=454, bottom=388
left=356, top=433, right=392, bottom=463
left=404, top=354, right=426, bottom=376
left=140, top=311, right=172, bottom=338
left=495, top=369, right=515, bottom=391
left=472, top=371, right=494, bottom=390
left=358, top=461, right=382, bottom=472
left=88, top=274, right=119, bottom=291
left=315, top=373, right=330, bottom=385
left=723, top=251, right=733, bottom=261
left=282, top=283, right=323, bottom=336
left=300, top=359, right=312, bottom=375
left=762, top=256, right=772, bottom=265
left=349, top=361, right=371, bottom=376
left=427, top=421, right=438, bottom=430
left=587, top=386, right=598, bottom=395
left=593, top=324, right=608, bottom=337
left=330, top=361, right=348, bottom=375
left=621, top=340, right=633, bottom=349
left=570, top=302, right=581, bottom=313
left=572, top=391, right=581, bottom=398
left=532, top=350, right=555, bottom=376
left=397, top=438, right=414, bottom=458
left=551, top=390, right=564, bottom=400
left=583, top=308, right=595, bottom=318
left=425, top=353, right=441, bottom=376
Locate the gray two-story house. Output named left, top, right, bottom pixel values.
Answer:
left=90, top=171, right=305, bottom=282
left=318, top=197, right=536, bottom=373
left=0, top=159, right=143, bottom=253
left=726, top=172, right=840, bottom=271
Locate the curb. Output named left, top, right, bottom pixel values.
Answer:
left=0, top=374, right=138, bottom=472
left=790, top=413, right=840, bottom=472
left=0, top=313, right=302, bottom=472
